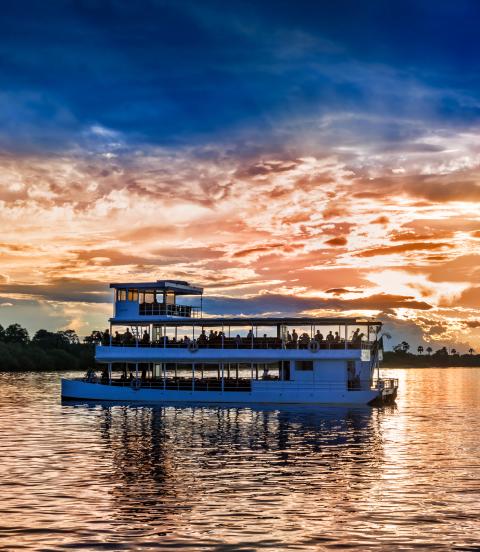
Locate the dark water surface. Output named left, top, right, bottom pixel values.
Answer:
left=0, top=368, right=479, bottom=551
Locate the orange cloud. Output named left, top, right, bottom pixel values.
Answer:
left=356, top=242, right=453, bottom=257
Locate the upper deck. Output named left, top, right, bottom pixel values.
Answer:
left=111, top=280, right=203, bottom=321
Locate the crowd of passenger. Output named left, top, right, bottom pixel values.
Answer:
left=97, top=327, right=367, bottom=349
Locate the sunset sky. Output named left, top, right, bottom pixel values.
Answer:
left=1, top=1, right=480, bottom=350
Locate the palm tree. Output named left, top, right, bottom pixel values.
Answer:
left=469, top=348, right=475, bottom=355
left=426, top=346, right=433, bottom=355
left=401, top=341, right=410, bottom=353
left=451, top=348, right=457, bottom=355
left=417, top=345, right=424, bottom=355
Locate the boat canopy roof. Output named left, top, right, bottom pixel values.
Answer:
left=110, top=280, right=203, bottom=295
left=109, top=316, right=382, bottom=327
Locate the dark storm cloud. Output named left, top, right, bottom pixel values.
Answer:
left=0, top=278, right=111, bottom=303
left=203, top=293, right=432, bottom=316
left=1, top=0, right=480, bottom=153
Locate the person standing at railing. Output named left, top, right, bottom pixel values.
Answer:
left=235, top=334, right=242, bottom=349
left=292, top=329, right=298, bottom=348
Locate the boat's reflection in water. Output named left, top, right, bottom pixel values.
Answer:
left=62, top=400, right=395, bottom=547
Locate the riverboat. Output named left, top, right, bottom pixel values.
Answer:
left=61, top=280, right=398, bottom=405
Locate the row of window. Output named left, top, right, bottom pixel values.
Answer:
left=116, top=289, right=175, bottom=304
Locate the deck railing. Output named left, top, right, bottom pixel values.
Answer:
left=371, top=378, right=399, bottom=390
left=76, top=376, right=367, bottom=392
left=100, top=338, right=376, bottom=351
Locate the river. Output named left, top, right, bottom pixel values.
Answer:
left=0, top=368, right=479, bottom=550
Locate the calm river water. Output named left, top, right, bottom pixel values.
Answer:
left=0, top=368, right=479, bottom=551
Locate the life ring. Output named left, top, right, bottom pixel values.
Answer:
left=308, top=340, right=321, bottom=353
left=188, top=340, right=199, bottom=353
left=130, top=378, right=141, bottom=390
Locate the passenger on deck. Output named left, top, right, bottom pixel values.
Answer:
left=124, top=328, right=134, bottom=344
left=209, top=330, right=215, bottom=341
left=198, top=330, right=207, bottom=346
left=235, top=334, right=242, bottom=349
left=287, top=331, right=292, bottom=343
left=326, top=331, right=334, bottom=343
left=141, top=330, right=150, bottom=344
left=351, top=328, right=360, bottom=342
left=113, top=331, right=121, bottom=344
left=314, top=330, right=324, bottom=342
left=299, top=333, right=310, bottom=347
left=102, top=329, right=110, bottom=345
left=183, top=335, right=191, bottom=346
left=292, top=329, right=298, bottom=347
left=334, top=331, right=340, bottom=343
left=262, top=333, right=268, bottom=349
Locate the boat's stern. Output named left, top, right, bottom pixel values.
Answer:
left=368, top=378, right=398, bottom=406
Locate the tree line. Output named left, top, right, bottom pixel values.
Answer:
left=0, top=323, right=94, bottom=371
left=384, top=341, right=480, bottom=367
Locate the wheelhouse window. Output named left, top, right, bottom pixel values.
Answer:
left=165, top=291, right=175, bottom=305
left=127, top=289, right=138, bottom=302
left=144, top=291, right=155, bottom=304
left=116, top=289, right=127, bottom=301
left=296, top=361, right=313, bottom=371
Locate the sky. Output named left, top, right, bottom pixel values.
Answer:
left=1, top=0, right=480, bottom=350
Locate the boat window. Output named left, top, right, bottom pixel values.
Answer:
left=138, top=291, right=145, bottom=304
left=155, top=290, right=163, bottom=303
left=144, top=291, right=154, bottom=304
left=127, top=289, right=138, bottom=302
left=296, top=360, right=313, bottom=371
left=116, top=289, right=127, bottom=301
left=165, top=291, right=175, bottom=305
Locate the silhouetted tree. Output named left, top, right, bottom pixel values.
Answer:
left=4, top=323, right=29, bottom=344
left=58, top=329, right=79, bottom=345
left=0, top=324, right=5, bottom=341
left=426, top=346, right=433, bottom=355
left=451, top=348, right=457, bottom=355
left=469, top=348, right=475, bottom=355
left=417, top=345, right=424, bottom=355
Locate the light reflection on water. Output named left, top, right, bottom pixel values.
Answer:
left=0, top=368, right=479, bottom=550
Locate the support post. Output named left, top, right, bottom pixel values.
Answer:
left=192, top=363, right=195, bottom=391
left=221, top=363, right=224, bottom=392
left=108, top=362, right=112, bottom=384
left=135, top=362, right=139, bottom=380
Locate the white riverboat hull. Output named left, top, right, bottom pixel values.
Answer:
left=61, top=378, right=386, bottom=405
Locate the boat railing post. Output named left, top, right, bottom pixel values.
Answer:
left=163, top=324, right=166, bottom=348
left=345, top=324, right=348, bottom=350
left=222, top=324, right=224, bottom=349
left=192, top=363, right=195, bottom=392
left=135, top=362, right=139, bottom=381
left=221, top=362, right=224, bottom=392
left=251, top=323, right=254, bottom=349
left=108, top=362, right=112, bottom=385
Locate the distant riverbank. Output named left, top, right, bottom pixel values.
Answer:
left=382, top=351, right=480, bottom=368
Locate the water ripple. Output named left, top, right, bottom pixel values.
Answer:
left=0, top=368, right=479, bottom=550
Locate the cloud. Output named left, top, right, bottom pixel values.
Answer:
left=0, top=279, right=110, bottom=303
left=356, top=242, right=453, bottom=257
left=325, top=236, right=347, bottom=246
